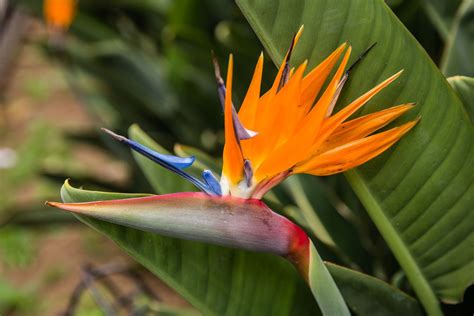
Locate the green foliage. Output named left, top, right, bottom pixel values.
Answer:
left=327, top=263, right=423, bottom=315
left=0, top=280, right=38, bottom=315
left=440, top=0, right=474, bottom=76
left=0, top=226, right=35, bottom=267
left=448, top=75, right=474, bottom=122
left=236, top=0, right=473, bottom=313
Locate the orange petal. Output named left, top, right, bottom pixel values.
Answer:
left=238, top=53, right=264, bottom=130
left=243, top=26, right=305, bottom=161
left=319, top=103, right=415, bottom=152
left=309, top=70, right=404, bottom=153
left=295, top=120, right=418, bottom=175
left=270, top=25, right=305, bottom=94
left=301, top=43, right=347, bottom=111
left=260, top=61, right=308, bottom=152
left=222, top=55, right=244, bottom=183
left=243, top=61, right=308, bottom=169
left=254, top=47, right=352, bottom=180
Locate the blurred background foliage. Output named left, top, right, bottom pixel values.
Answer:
left=0, top=0, right=472, bottom=314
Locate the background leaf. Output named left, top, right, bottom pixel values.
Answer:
left=422, top=0, right=463, bottom=40
left=448, top=75, right=474, bottom=122
left=327, top=263, right=423, bottom=315
left=236, top=0, right=474, bottom=313
left=440, top=0, right=474, bottom=77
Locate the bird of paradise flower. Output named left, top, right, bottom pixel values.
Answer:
left=47, top=26, right=418, bottom=313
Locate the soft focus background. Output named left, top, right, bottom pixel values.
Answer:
left=0, top=0, right=472, bottom=315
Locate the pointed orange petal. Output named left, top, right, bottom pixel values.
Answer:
left=238, top=53, right=264, bottom=129
left=261, top=61, right=308, bottom=148
left=309, top=70, right=404, bottom=153
left=244, top=61, right=308, bottom=169
left=301, top=43, right=347, bottom=111
left=319, top=103, right=415, bottom=152
left=222, top=55, right=243, bottom=183
left=295, top=120, right=418, bottom=175
left=254, top=47, right=352, bottom=180
left=274, top=61, right=308, bottom=144
left=325, top=71, right=403, bottom=130
left=303, top=46, right=352, bottom=130
left=270, top=25, right=305, bottom=93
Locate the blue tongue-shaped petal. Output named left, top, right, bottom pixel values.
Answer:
left=202, top=170, right=222, bottom=196
left=102, top=128, right=220, bottom=195
left=102, top=129, right=195, bottom=168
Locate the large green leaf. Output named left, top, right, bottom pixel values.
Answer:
left=448, top=75, right=474, bottom=122
left=60, top=181, right=319, bottom=316
left=236, top=0, right=474, bottom=313
left=60, top=181, right=423, bottom=316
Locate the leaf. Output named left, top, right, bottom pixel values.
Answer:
left=236, top=0, right=474, bottom=312
left=60, top=181, right=320, bottom=316
left=421, top=0, right=463, bottom=40
left=326, top=263, right=423, bottom=315
left=306, top=242, right=350, bottom=316
left=60, top=181, right=424, bottom=316
left=448, top=75, right=474, bottom=122
left=440, top=0, right=474, bottom=77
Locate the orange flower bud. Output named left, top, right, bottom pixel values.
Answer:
left=43, top=0, right=76, bottom=30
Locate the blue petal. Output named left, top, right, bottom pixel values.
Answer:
left=202, top=170, right=222, bottom=195
left=102, top=128, right=215, bottom=194
left=102, top=128, right=194, bottom=169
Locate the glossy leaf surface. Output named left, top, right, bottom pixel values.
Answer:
left=236, top=0, right=474, bottom=312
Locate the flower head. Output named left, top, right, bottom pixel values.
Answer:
left=46, top=27, right=418, bottom=293
left=102, top=27, right=417, bottom=199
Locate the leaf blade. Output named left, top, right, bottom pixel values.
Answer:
left=236, top=0, right=474, bottom=311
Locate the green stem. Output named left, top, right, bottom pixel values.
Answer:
left=346, top=171, right=442, bottom=316
left=290, top=239, right=350, bottom=316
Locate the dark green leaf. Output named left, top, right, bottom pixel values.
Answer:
left=327, top=263, right=423, bottom=315
left=441, top=0, right=474, bottom=76
left=448, top=75, right=474, bottom=122
left=236, top=0, right=473, bottom=312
